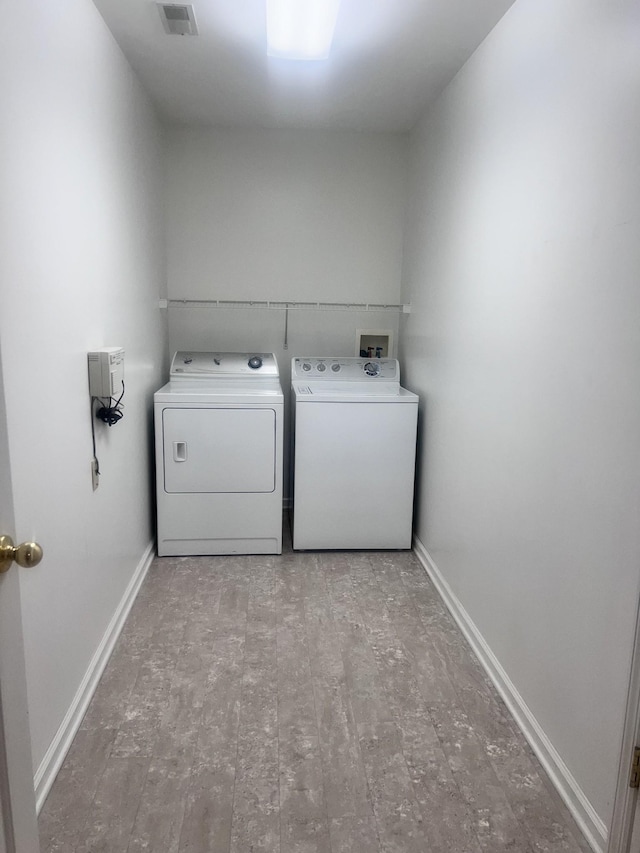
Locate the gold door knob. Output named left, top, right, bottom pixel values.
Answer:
left=0, top=535, right=43, bottom=574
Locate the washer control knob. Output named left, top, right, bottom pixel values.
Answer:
left=302, top=362, right=312, bottom=372
left=331, top=363, right=341, bottom=373
left=316, top=362, right=327, bottom=372
left=248, top=355, right=263, bottom=370
left=363, top=361, right=381, bottom=377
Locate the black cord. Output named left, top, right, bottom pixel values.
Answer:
left=95, top=381, right=125, bottom=426
left=114, top=381, right=125, bottom=407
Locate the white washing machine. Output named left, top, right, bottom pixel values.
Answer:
left=154, top=351, right=283, bottom=556
left=291, top=356, right=418, bottom=550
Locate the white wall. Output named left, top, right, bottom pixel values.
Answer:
left=400, top=0, right=640, bottom=841
left=0, top=0, right=168, bottom=780
left=165, top=128, right=408, bottom=496
left=164, top=127, right=408, bottom=303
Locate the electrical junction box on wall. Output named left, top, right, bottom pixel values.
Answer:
left=88, top=348, right=124, bottom=398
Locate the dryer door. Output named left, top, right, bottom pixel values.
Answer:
left=162, top=407, right=276, bottom=493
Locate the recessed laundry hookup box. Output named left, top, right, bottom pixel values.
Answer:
left=356, top=329, right=394, bottom=358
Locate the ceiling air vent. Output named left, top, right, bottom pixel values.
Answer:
left=157, top=3, right=198, bottom=36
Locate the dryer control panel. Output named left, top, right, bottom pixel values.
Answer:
left=292, top=357, right=399, bottom=382
left=171, top=351, right=279, bottom=379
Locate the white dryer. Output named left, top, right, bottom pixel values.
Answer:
left=154, top=351, right=283, bottom=556
left=291, top=357, right=418, bottom=550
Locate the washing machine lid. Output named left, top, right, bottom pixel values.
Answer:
left=171, top=351, right=280, bottom=380
left=292, top=382, right=417, bottom=403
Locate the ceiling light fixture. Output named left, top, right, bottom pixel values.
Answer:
left=266, top=0, right=341, bottom=60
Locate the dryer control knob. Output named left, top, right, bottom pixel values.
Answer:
left=248, top=355, right=263, bottom=370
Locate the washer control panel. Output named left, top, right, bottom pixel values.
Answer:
left=292, top=357, right=399, bottom=382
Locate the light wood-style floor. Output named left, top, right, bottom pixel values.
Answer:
left=39, top=535, right=592, bottom=852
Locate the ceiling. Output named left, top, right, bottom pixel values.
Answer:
left=93, top=0, right=516, bottom=132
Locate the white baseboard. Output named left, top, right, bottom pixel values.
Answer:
left=412, top=536, right=608, bottom=853
left=34, top=540, right=155, bottom=812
